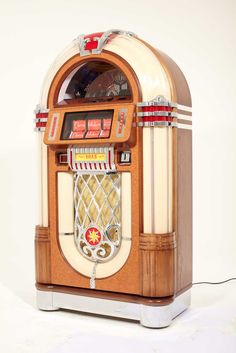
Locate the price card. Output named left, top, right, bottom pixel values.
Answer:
left=103, top=118, right=112, bottom=130
left=99, top=130, right=110, bottom=138
left=70, top=131, right=85, bottom=139
left=85, top=130, right=101, bottom=138
left=73, top=120, right=86, bottom=132
left=88, top=119, right=101, bottom=131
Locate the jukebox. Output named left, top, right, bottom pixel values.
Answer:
left=35, top=30, right=192, bottom=328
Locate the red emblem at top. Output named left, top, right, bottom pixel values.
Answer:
left=84, top=32, right=104, bottom=51
left=85, top=227, right=102, bottom=246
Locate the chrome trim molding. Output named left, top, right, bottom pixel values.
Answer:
left=58, top=154, right=68, bottom=164
left=137, top=121, right=178, bottom=128
left=136, top=96, right=192, bottom=113
left=176, top=104, right=192, bottom=113
left=34, top=104, right=49, bottom=114
left=36, top=290, right=59, bottom=311
left=137, top=96, right=177, bottom=108
left=76, top=30, right=137, bottom=56
left=137, top=121, right=192, bottom=129
left=34, top=127, right=46, bottom=132
left=34, top=118, right=48, bottom=123
left=68, top=146, right=116, bottom=173
left=137, top=111, right=178, bottom=118
left=34, top=104, right=49, bottom=133
left=90, top=262, right=98, bottom=289
left=177, top=113, right=192, bottom=121
left=59, top=232, right=74, bottom=236
left=178, top=123, right=192, bottom=130
left=36, top=289, right=191, bottom=328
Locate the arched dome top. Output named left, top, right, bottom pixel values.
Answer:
left=39, top=30, right=191, bottom=110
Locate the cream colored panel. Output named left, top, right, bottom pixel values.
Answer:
left=59, top=235, right=94, bottom=277
left=59, top=172, right=132, bottom=279
left=153, top=127, right=173, bottom=233
left=36, top=128, right=48, bottom=227
left=59, top=235, right=131, bottom=279
left=37, top=133, right=43, bottom=225
left=105, top=35, right=171, bottom=101
left=39, top=42, right=79, bottom=108
left=143, top=128, right=154, bottom=233
left=178, top=124, right=192, bottom=130
left=121, top=173, right=132, bottom=239
left=95, top=239, right=131, bottom=278
left=167, top=128, right=173, bottom=232
left=58, top=173, right=74, bottom=234
left=177, top=114, right=192, bottom=121
left=41, top=135, right=48, bottom=227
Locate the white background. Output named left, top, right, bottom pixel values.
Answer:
left=0, top=0, right=236, bottom=305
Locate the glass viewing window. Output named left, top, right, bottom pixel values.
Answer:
left=61, top=110, right=113, bottom=140
left=57, top=61, right=131, bottom=105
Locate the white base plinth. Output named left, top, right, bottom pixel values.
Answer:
left=36, top=289, right=191, bottom=328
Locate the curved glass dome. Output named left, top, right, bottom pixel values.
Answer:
left=57, top=61, right=132, bottom=105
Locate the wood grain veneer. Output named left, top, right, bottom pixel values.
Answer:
left=36, top=283, right=175, bottom=306
left=140, top=232, right=176, bottom=297
left=176, top=129, right=192, bottom=292
left=35, top=226, right=51, bottom=284
left=44, top=50, right=143, bottom=295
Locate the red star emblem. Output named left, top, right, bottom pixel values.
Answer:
left=85, top=227, right=102, bottom=246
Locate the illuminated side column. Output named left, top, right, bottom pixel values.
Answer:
left=143, top=127, right=154, bottom=233
left=36, top=132, right=42, bottom=225
left=41, top=135, right=48, bottom=226
left=153, top=126, right=173, bottom=233
left=142, top=125, right=173, bottom=233
left=140, top=101, right=175, bottom=297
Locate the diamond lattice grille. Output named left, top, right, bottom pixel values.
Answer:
left=74, top=173, right=121, bottom=262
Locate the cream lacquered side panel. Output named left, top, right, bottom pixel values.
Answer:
left=36, top=134, right=48, bottom=227
left=167, top=128, right=173, bottom=232
left=104, top=35, right=172, bottom=101
left=37, top=133, right=42, bottom=225
left=58, top=172, right=74, bottom=233
left=39, top=42, right=78, bottom=108
left=153, top=127, right=173, bottom=233
left=42, top=138, right=48, bottom=226
left=37, top=133, right=47, bottom=226
left=143, top=128, right=154, bottom=233
left=121, top=172, right=132, bottom=239
left=58, top=172, right=132, bottom=279
left=143, top=127, right=173, bottom=234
